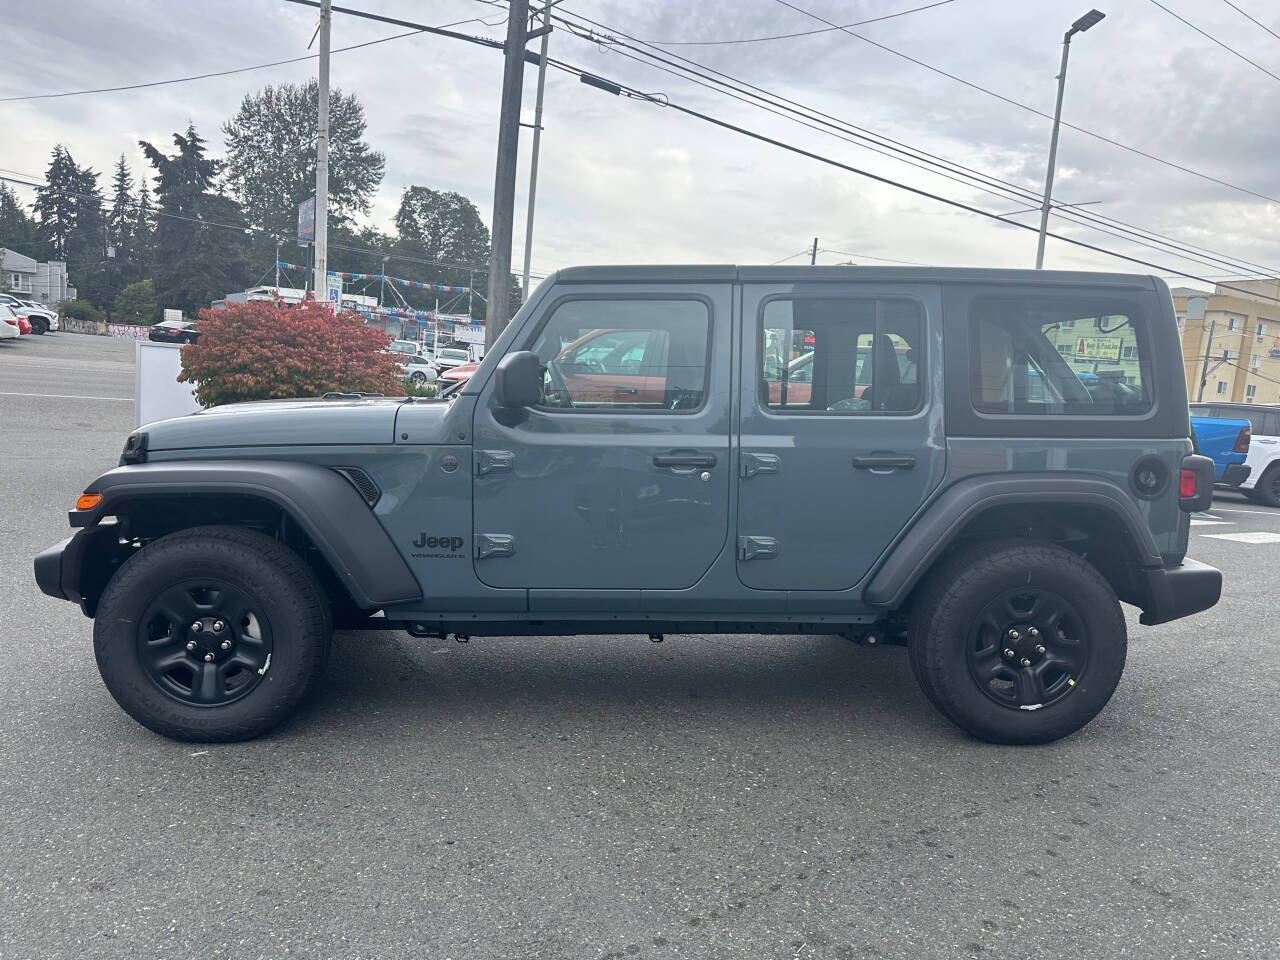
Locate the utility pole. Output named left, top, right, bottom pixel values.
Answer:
left=1035, top=10, right=1104, bottom=269
left=275, top=239, right=281, bottom=289
left=313, top=0, right=332, bottom=299
left=485, top=0, right=529, bottom=349
left=1197, top=317, right=1218, bottom=402
left=810, top=237, right=819, bottom=265
left=379, top=256, right=388, bottom=307
left=521, top=0, right=554, bottom=298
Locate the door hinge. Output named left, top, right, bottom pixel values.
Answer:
left=475, top=534, right=515, bottom=560
left=474, top=449, right=515, bottom=476
left=737, top=535, right=778, bottom=561
left=740, top=452, right=780, bottom=479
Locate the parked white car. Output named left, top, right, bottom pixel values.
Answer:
left=400, top=354, right=439, bottom=384
left=433, top=345, right=473, bottom=372
left=0, top=304, right=22, bottom=340
left=1192, top=401, right=1280, bottom=507
left=0, top=294, right=57, bottom=334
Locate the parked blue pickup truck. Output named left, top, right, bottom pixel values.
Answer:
left=1191, top=413, right=1251, bottom=487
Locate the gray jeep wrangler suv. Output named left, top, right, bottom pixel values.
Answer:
left=35, top=266, right=1220, bottom=744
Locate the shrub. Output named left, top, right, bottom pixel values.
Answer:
left=401, top=377, right=438, bottom=398
left=112, top=279, right=159, bottom=325
left=60, top=299, right=107, bottom=324
left=179, top=299, right=405, bottom=407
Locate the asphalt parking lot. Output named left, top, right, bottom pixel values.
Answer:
left=1, top=332, right=1277, bottom=960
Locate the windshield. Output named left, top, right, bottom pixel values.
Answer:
left=440, top=349, right=469, bottom=360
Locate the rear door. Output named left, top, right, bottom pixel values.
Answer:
left=736, top=282, right=944, bottom=591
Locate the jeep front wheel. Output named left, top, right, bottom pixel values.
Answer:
left=94, top=526, right=332, bottom=742
left=908, top=539, right=1126, bottom=745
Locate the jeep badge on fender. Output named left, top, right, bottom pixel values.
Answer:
left=34, top=264, right=1220, bottom=744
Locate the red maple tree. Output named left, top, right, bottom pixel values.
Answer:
left=179, top=299, right=406, bottom=407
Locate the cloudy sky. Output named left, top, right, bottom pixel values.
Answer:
left=3, top=0, right=1279, bottom=290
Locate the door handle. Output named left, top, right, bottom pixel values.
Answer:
left=613, top=387, right=638, bottom=395
left=654, top=451, right=717, bottom=469
left=852, top=452, right=917, bottom=471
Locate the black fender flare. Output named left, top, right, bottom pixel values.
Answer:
left=863, top=474, right=1164, bottom=609
left=70, top=460, right=422, bottom=609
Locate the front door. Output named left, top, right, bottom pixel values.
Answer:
left=736, top=282, right=944, bottom=591
left=471, top=286, right=733, bottom=591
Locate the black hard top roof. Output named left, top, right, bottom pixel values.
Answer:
left=552, top=264, right=1158, bottom=289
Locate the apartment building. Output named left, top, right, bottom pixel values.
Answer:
left=1172, top=280, right=1280, bottom=405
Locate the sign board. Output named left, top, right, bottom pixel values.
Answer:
left=163, top=308, right=183, bottom=323
left=1074, top=336, right=1122, bottom=361
left=297, top=196, right=316, bottom=243
left=326, top=271, right=342, bottom=309
left=135, top=340, right=201, bottom=427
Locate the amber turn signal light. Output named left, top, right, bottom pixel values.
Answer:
left=75, top=493, right=103, bottom=511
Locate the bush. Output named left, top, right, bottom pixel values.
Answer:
left=112, top=279, right=159, bottom=325
left=179, top=299, right=406, bottom=407
left=402, top=378, right=438, bottom=398
left=60, top=299, right=106, bottom=324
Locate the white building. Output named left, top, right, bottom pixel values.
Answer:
left=1, top=247, right=76, bottom=304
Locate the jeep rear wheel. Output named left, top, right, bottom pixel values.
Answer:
left=94, top=526, right=331, bottom=742
left=908, top=539, right=1126, bottom=745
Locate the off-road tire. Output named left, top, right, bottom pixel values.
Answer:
left=94, top=525, right=332, bottom=742
left=908, top=538, right=1127, bottom=745
left=1244, top=465, right=1280, bottom=508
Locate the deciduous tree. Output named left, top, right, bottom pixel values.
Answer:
left=222, top=81, right=384, bottom=240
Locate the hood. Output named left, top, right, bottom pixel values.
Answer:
left=142, top=396, right=409, bottom=451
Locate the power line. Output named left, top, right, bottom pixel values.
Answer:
left=273, top=1, right=1280, bottom=302
left=1220, top=0, right=1280, bottom=42
left=0, top=11, right=503, bottom=103
left=819, top=248, right=933, bottom=266
left=1148, top=0, right=1280, bottom=83
left=551, top=8, right=1280, bottom=280
left=757, top=0, right=1280, bottom=206
left=639, top=0, right=958, bottom=46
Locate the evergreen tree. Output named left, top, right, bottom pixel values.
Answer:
left=134, top=176, right=155, bottom=274
left=107, top=156, right=135, bottom=254
left=0, top=184, right=39, bottom=253
left=68, top=164, right=108, bottom=305
left=140, top=123, right=251, bottom=315
left=33, top=145, right=80, bottom=261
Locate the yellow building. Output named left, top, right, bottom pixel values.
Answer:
left=1172, top=280, right=1280, bottom=405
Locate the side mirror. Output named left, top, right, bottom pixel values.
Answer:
left=494, top=351, right=543, bottom=408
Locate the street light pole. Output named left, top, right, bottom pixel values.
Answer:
left=1035, top=9, right=1105, bottom=270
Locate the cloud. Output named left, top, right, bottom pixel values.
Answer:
left=2, top=0, right=1278, bottom=285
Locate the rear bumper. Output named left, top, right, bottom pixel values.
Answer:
left=1219, top=463, right=1252, bottom=487
left=1138, top=558, right=1222, bottom=626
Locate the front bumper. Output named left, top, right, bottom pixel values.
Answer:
left=1138, top=558, right=1222, bottom=626
left=1219, top=463, right=1252, bottom=487
left=34, top=535, right=80, bottom=605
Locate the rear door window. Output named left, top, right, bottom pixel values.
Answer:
left=970, top=297, right=1151, bottom=416
left=760, top=297, right=923, bottom=414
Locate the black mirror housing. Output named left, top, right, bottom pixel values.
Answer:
left=494, top=351, right=543, bottom=408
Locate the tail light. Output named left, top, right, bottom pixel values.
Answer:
left=1179, top=468, right=1198, bottom=498
left=1234, top=426, right=1251, bottom=453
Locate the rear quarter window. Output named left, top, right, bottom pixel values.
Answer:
left=970, top=296, right=1152, bottom=418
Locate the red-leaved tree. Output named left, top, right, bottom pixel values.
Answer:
left=179, top=299, right=405, bottom=407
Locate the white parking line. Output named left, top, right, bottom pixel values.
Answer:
left=1201, top=531, right=1280, bottom=544
left=0, top=391, right=132, bottom=402
left=1190, top=518, right=1233, bottom=526
left=1212, top=506, right=1280, bottom=517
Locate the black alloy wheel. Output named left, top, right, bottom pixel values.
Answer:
left=965, top=588, right=1089, bottom=711
left=137, top=580, right=274, bottom=707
